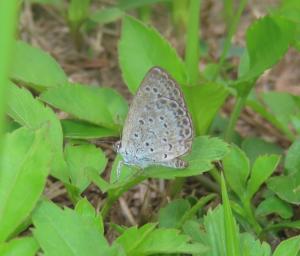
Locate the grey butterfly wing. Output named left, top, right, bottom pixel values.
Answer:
left=121, top=67, right=193, bottom=165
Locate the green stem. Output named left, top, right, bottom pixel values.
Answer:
left=224, top=96, right=246, bottom=142
left=0, top=1, right=19, bottom=152
left=242, top=199, right=262, bottom=235
left=185, top=0, right=201, bottom=86
left=101, top=175, right=146, bottom=219
left=171, top=0, right=189, bottom=33
left=212, top=0, right=248, bottom=81
left=167, top=177, right=185, bottom=199
left=138, top=5, right=151, bottom=23
left=210, top=167, right=222, bottom=186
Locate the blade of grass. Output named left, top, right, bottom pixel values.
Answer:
left=221, top=173, right=240, bottom=255
left=0, top=1, right=19, bottom=152
left=185, top=0, right=201, bottom=86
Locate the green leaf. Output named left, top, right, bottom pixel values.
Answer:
left=247, top=155, right=280, bottom=199
left=0, top=127, right=52, bottom=242
left=158, top=199, right=191, bottom=228
left=256, top=195, right=293, bottom=219
left=7, top=82, right=68, bottom=181
left=10, top=41, right=67, bottom=90
left=90, top=7, right=124, bottom=24
left=182, top=82, right=229, bottom=135
left=285, top=139, right=300, bottom=175
left=240, top=233, right=271, bottom=256
left=0, top=237, right=39, bottom=256
left=247, top=155, right=280, bottom=198
left=241, top=137, right=283, bottom=165
left=223, top=144, right=250, bottom=197
left=246, top=94, right=295, bottom=141
left=119, top=15, right=187, bottom=93
left=61, top=119, right=118, bottom=139
left=32, top=200, right=112, bottom=256
left=141, top=136, right=229, bottom=179
left=267, top=171, right=300, bottom=204
left=75, top=198, right=104, bottom=234
left=114, top=223, right=208, bottom=255
left=65, top=143, right=107, bottom=193
left=40, top=83, right=128, bottom=131
left=182, top=220, right=203, bottom=243
left=221, top=173, right=240, bottom=256
left=244, top=15, right=295, bottom=80
left=271, top=0, right=300, bottom=23
left=202, top=206, right=226, bottom=255
left=262, top=92, right=299, bottom=125
left=273, top=235, right=300, bottom=256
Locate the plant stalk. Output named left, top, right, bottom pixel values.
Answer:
left=0, top=1, right=19, bottom=152
left=212, top=0, right=248, bottom=81
left=225, top=96, right=246, bottom=142
left=185, top=0, right=201, bottom=86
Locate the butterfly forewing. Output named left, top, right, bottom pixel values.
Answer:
left=120, top=67, right=193, bottom=167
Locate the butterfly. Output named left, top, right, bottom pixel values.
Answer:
left=114, top=67, right=193, bottom=178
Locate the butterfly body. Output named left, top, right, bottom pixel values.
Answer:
left=114, top=67, right=193, bottom=176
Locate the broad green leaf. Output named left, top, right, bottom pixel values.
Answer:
left=61, top=119, right=118, bottom=139
left=273, top=235, right=300, bottom=256
left=119, top=15, right=187, bottom=93
left=115, top=223, right=207, bottom=255
left=240, top=233, right=271, bottom=256
left=247, top=155, right=280, bottom=199
left=182, top=220, right=204, bottom=243
left=267, top=171, right=300, bottom=204
left=241, top=137, right=283, bottom=164
left=244, top=15, right=295, bottom=80
left=64, top=143, right=107, bottom=193
left=158, top=199, right=191, bottom=228
left=32, top=201, right=112, bottom=256
left=90, top=7, right=124, bottom=24
left=0, top=237, right=39, bottom=256
left=246, top=94, right=295, bottom=141
left=0, top=127, right=52, bottom=242
left=75, top=198, right=104, bottom=234
left=40, top=83, right=128, bottom=131
left=7, top=82, right=68, bottom=181
left=10, top=41, right=67, bottom=90
left=223, top=144, right=250, bottom=197
left=262, top=92, right=299, bottom=125
left=284, top=139, right=300, bottom=175
left=141, top=136, right=228, bottom=179
left=272, top=0, right=300, bottom=23
left=202, top=206, right=226, bottom=256
left=221, top=174, right=240, bottom=256
left=256, top=195, right=293, bottom=219
left=182, top=82, right=229, bottom=135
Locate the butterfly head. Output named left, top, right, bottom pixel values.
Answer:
left=113, top=140, right=122, bottom=153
